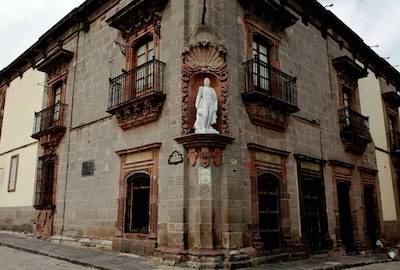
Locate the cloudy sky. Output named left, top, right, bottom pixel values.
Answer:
left=0, top=0, right=399, bottom=70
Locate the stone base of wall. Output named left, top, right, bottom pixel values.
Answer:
left=154, top=247, right=308, bottom=269
left=113, top=237, right=157, bottom=256
left=51, top=235, right=112, bottom=251
left=383, top=220, right=400, bottom=246
left=0, top=206, right=34, bottom=233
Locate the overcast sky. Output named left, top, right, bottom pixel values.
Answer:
left=0, top=0, right=399, bottom=70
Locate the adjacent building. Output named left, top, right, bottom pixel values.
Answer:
left=0, top=68, right=45, bottom=232
left=359, top=72, right=400, bottom=244
left=0, top=0, right=399, bottom=268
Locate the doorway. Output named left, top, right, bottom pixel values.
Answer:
left=363, top=185, right=378, bottom=247
left=337, top=182, right=354, bottom=252
left=258, top=172, right=281, bottom=255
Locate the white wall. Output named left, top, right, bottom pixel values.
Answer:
left=0, top=68, right=45, bottom=207
left=359, top=70, right=397, bottom=221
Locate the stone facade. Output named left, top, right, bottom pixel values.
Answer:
left=0, top=0, right=399, bottom=268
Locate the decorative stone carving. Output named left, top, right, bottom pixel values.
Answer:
left=211, top=148, right=223, bottom=166
left=244, top=101, right=290, bottom=131
left=106, top=0, right=168, bottom=38
left=168, top=151, right=184, bottom=165
left=188, top=148, right=199, bottom=166
left=110, top=93, right=166, bottom=130
left=194, top=78, right=219, bottom=134
left=175, top=134, right=234, bottom=168
left=199, top=147, right=212, bottom=168
left=181, top=25, right=229, bottom=135
left=239, top=0, right=298, bottom=33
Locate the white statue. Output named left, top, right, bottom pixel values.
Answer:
left=194, top=77, right=219, bottom=134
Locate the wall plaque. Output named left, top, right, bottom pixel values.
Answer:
left=82, top=160, right=95, bottom=177
left=199, top=167, right=212, bottom=185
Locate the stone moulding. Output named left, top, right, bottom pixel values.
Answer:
left=175, top=134, right=234, bottom=168
left=107, top=92, right=166, bottom=130
left=181, top=40, right=229, bottom=135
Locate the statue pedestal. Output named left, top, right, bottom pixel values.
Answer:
left=175, top=133, right=234, bottom=167
left=156, top=134, right=239, bottom=267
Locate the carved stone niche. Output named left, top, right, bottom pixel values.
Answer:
left=181, top=40, right=229, bottom=134
left=176, top=24, right=233, bottom=166
left=175, top=134, right=234, bottom=168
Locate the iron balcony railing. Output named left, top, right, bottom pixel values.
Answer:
left=32, top=102, right=67, bottom=139
left=338, top=108, right=371, bottom=140
left=389, top=131, right=400, bottom=153
left=108, top=59, right=165, bottom=110
left=34, top=154, right=57, bottom=209
left=244, top=58, right=297, bottom=107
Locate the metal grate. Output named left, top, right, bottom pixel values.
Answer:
left=125, top=173, right=151, bottom=234
left=108, top=59, right=165, bottom=110
left=34, top=154, right=57, bottom=209
left=244, top=58, right=297, bottom=107
left=258, top=173, right=281, bottom=255
left=32, top=102, right=67, bottom=138
left=338, top=108, right=371, bottom=141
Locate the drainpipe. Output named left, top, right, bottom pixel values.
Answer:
left=59, top=21, right=81, bottom=243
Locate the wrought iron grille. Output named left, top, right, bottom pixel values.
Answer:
left=125, top=173, right=151, bottom=234
left=338, top=108, right=371, bottom=139
left=258, top=173, right=282, bottom=255
left=389, top=131, right=400, bottom=153
left=244, top=58, right=297, bottom=107
left=32, top=102, right=67, bottom=138
left=34, top=154, right=57, bottom=209
left=108, top=59, right=165, bottom=110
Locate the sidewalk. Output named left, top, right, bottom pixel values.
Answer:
left=0, top=232, right=174, bottom=270
left=0, top=232, right=396, bottom=270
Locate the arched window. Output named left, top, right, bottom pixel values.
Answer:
left=257, top=172, right=281, bottom=255
left=125, top=172, right=151, bottom=234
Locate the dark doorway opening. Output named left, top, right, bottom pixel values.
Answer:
left=301, top=178, right=327, bottom=251
left=258, top=172, right=281, bottom=255
left=337, top=182, right=354, bottom=252
left=364, top=185, right=378, bottom=247
left=125, top=172, right=151, bottom=234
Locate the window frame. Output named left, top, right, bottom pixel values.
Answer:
left=7, top=154, right=19, bottom=192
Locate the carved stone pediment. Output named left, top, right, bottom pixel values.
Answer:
left=181, top=24, right=229, bottom=135
left=36, top=48, right=73, bottom=75
left=239, top=0, right=298, bottom=32
left=107, top=0, right=168, bottom=37
left=332, top=56, right=367, bottom=88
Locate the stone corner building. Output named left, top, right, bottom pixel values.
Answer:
left=0, top=0, right=400, bottom=268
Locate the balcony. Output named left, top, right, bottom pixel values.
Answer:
left=107, top=59, right=166, bottom=130
left=32, top=102, right=67, bottom=141
left=389, top=131, right=400, bottom=155
left=242, top=58, right=299, bottom=131
left=338, top=108, right=372, bottom=155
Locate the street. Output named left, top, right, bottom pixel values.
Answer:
left=0, top=245, right=399, bottom=270
left=0, top=246, right=91, bottom=270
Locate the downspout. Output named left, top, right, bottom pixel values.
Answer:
left=59, top=21, right=81, bottom=242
